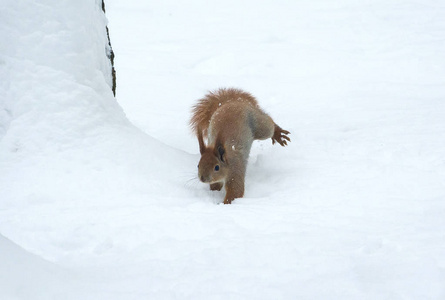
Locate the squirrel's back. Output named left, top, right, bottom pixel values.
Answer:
left=190, top=88, right=261, bottom=138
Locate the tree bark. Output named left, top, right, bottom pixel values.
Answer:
left=101, top=0, right=116, bottom=96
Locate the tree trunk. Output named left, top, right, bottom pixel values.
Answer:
left=102, top=0, right=116, bottom=96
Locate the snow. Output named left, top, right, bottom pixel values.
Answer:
left=1, top=0, right=445, bottom=299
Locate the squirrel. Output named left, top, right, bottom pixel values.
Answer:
left=190, top=88, right=290, bottom=204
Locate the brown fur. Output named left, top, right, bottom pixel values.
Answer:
left=190, top=88, right=290, bottom=204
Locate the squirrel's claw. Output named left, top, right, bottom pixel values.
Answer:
left=272, top=126, right=291, bottom=147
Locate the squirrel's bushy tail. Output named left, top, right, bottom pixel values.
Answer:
left=190, top=88, right=259, bottom=139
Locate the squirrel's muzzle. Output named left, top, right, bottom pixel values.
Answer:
left=200, top=175, right=209, bottom=183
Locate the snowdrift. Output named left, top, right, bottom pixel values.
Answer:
left=0, top=234, right=76, bottom=299
left=0, top=0, right=186, bottom=205
left=0, top=0, right=188, bottom=297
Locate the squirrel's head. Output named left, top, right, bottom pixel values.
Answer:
left=197, top=138, right=228, bottom=184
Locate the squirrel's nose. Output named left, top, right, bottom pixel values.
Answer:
left=200, top=175, right=210, bottom=183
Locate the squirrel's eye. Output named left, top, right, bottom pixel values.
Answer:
left=214, top=165, right=220, bottom=171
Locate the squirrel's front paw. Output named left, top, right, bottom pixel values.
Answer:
left=272, top=125, right=291, bottom=146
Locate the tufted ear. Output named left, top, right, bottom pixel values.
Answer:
left=214, top=135, right=226, bottom=162
left=217, top=145, right=225, bottom=162
left=198, top=129, right=206, bottom=154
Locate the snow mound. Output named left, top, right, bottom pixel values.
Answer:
left=0, top=0, right=189, bottom=208
left=0, top=234, right=76, bottom=300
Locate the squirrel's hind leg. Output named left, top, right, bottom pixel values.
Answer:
left=250, top=113, right=275, bottom=140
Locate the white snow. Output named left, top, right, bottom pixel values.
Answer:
left=1, top=0, right=445, bottom=299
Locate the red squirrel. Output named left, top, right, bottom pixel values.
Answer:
left=190, top=88, right=290, bottom=204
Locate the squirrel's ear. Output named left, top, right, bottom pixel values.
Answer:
left=217, top=145, right=226, bottom=163
left=198, top=130, right=206, bottom=154
left=214, top=135, right=226, bottom=162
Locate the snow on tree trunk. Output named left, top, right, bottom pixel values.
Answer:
left=0, top=0, right=127, bottom=153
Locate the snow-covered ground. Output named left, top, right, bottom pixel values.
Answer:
left=1, top=0, right=445, bottom=299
